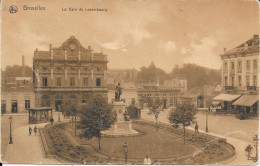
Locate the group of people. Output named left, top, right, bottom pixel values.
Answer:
left=29, top=125, right=38, bottom=136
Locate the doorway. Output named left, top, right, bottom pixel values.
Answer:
left=55, top=100, right=62, bottom=111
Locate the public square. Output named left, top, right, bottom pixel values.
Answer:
left=1, top=110, right=258, bottom=164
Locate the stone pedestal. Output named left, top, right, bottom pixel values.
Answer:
left=101, top=101, right=139, bottom=137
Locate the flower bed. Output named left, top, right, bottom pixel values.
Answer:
left=133, top=121, right=235, bottom=164
left=42, top=123, right=114, bottom=164
left=42, top=121, right=235, bottom=165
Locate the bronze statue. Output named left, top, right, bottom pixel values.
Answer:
left=115, top=83, right=122, bottom=101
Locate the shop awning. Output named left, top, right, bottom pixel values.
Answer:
left=213, top=93, right=242, bottom=102
left=232, top=95, right=259, bottom=106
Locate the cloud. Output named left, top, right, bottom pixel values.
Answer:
left=184, top=36, right=221, bottom=69
left=120, top=48, right=128, bottom=52
left=159, top=41, right=177, bottom=54
left=181, top=47, right=191, bottom=54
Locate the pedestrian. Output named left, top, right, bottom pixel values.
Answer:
left=50, top=117, right=54, bottom=124
left=82, top=158, right=87, bottom=164
left=34, top=125, right=37, bottom=136
left=29, top=126, right=32, bottom=136
left=143, top=155, right=152, bottom=165
left=195, top=123, right=199, bottom=135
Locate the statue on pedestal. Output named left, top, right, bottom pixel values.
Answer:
left=115, top=83, right=122, bottom=102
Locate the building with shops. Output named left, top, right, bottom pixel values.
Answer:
left=137, top=84, right=180, bottom=109
left=213, top=35, right=259, bottom=115
left=33, top=36, right=108, bottom=110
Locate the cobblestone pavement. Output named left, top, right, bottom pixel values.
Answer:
left=1, top=112, right=64, bottom=164
left=141, top=109, right=259, bottom=165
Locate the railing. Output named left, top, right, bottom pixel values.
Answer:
left=224, top=86, right=234, bottom=91
left=247, top=86, right=256, bottom=91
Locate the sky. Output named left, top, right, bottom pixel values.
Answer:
left=1, top=0, right=259, bottom=72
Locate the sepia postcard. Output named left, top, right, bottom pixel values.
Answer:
left=1, top=0, right=259, bottom=165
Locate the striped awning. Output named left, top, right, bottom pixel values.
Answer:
left=213, top=93, right=242, bottom=102
left=232, top=95, right=259, bottom=106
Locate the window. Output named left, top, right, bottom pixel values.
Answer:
left=246, top=60, right=250, bottom=70
left=131, top=98, right=136, bottom=105
left=57, top=77, right=62, bottom=86
left=170, top=98, right=173, bottom=105
left=25, top=100, right=30, bottom=109
left=83, top=77, right=88, bottom=86
left=174, top=98, right=177, bottom=106
left=1, top=100, right=6, bottom=114
left=42, top=77, right=48, bottom=86
left=238, top=61, right=242, bottom=72
left=231, top=62, right=235, bottom=70
left=253, top=75, right=257, bottom=86
left=238, top=76, right=242, bottom=86
left=70, top=77, right=75, bottom=86
left=224, top=76, right=228, bottom=86
left=224, top=62, right=228, bottom=71
left=231, top=76, right=234, bottom=86
left=253, top=59, right=257, bottom=70
left=246, top=76, right=250, bottom=86
left=96, top=78, right=101, bottom=87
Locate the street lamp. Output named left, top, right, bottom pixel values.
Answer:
left=9, top=116, right=13, bottom=144
left=123, top=142, right=128, bottom=164
left=206, top=105, right=209, bottom=133
left=58, top=111, right=61, bottom=122
left=253, top=135, right=259, bottom=162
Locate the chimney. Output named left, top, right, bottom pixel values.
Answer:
left=224, top=48, right=227, bottom=53
left=49, top=44, right=52, bottom=51
left=253, top=35, right=259, bottom=44
left=22, top=55, right=25, bottom=77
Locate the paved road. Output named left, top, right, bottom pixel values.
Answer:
left=1, top=112, right=64, bottom=164
left=141, top=109, right=259, bottom=165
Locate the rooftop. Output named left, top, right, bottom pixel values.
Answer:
left=221, top=35, right=259, bottom=56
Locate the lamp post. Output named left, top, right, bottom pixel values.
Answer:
left=123, top=142, right=128, bottom=164
left=253, top=135, right=259, bottom=162
left=206, top=105, right=209, bottom=133
left=9, top=116, right=13, bottom=144
left=58, top=111, right=61, bottom=122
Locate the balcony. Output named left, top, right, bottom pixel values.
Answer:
left=224, top=86, right=234, bottom=91
left=247, top=86, right=256, bottom=91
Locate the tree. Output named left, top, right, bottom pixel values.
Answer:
left=60, top=98, right=81, bottom=136
left=168, top=102, right=198, bottom=144
left=145, top=97, right=164, bottom=131
left=79, top=94, right=116, bottom=150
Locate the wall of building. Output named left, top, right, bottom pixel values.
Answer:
left=222, top=52, right=258, bottom=92
left=1, top=92, right=35, bottom=113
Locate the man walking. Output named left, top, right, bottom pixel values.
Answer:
left=29, top=126, right=32, bottom=136
left=33, top=125, right=37, bottom=136
left=195, top=123, right=199, bottom=135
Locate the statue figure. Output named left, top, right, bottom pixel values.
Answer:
left=115, top=83, right=122, bottom=101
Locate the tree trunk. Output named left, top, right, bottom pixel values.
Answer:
left=98, top=134, right=101, bottom=150
left=71, top=116, right=74, bottom=127
left=156, top=117, right=158, bottom=132
left=183, top=126, right=186, bottom=144
left=74, top=116, right=77, bottom=136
